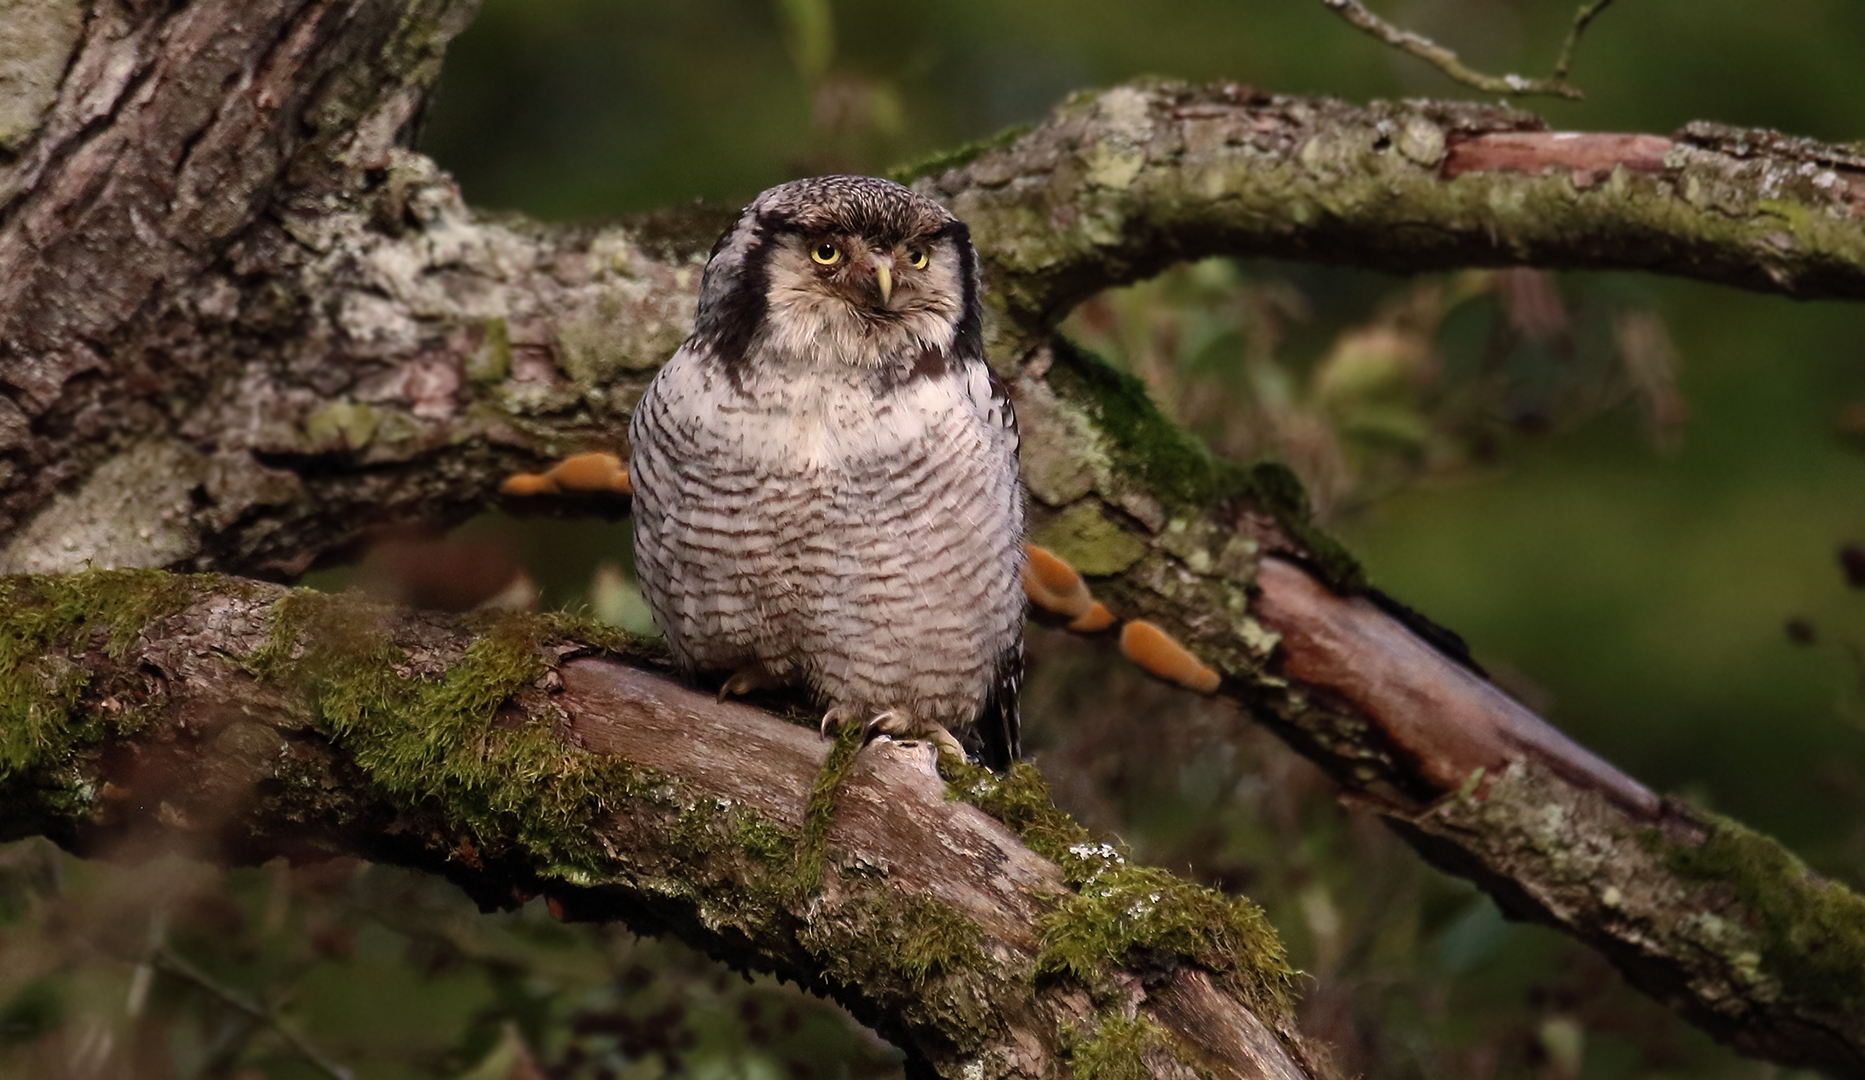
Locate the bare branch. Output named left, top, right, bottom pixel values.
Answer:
left=1244, top=557, right=1865, bottom=1075
left=151, top=946, right=355, bottom=1080
left=1317, top=0, right=1616, bottom=100
left=1553, top=0, right=1617, bottom=83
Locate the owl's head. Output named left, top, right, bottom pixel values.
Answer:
left=693, top=175, right=983, bottom=371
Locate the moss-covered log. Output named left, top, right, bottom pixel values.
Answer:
left=4, top=0, right=1865, bottom=1074
left=0, top=571, right=1322, bottom=1080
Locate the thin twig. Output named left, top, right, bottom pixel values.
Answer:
left=151, top=946, right=355, bottom=1080
left=1318, top=0, right=1618, bottom=100
left=1552, top=0, right=1615, bottom=81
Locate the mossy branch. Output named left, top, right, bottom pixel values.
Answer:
left=1015, top=341, right=1865, bottom=1076
left=912, top=82, right=1865, bottom=353
left=0, top=571, right=1321, bottom=1080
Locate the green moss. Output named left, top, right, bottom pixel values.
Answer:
left=939, top=753, right=1295, bottom=1021
left=247, top=590, right=663, bottom=880
left=885, top=892, right=989, bottom=987
left=1064, top=1013, right=1180, bottom=1080
left=1658, top=812, right=1865, bottom=1007
left=467, top=318, right=513, bottom=383
left=885, top=123, right=1035, bottom=185
left=938, top=754, right=1117, bottom=883
left=1047, top=339, right=1247, bottom=510
left=735, top=813, right=792, bottom=865
left=791, top=722, right=866, bottom=895
left=303, top=400, right=380, bottom=451
left=0, top=571, right=199, bottom=782
left=1037, top=864, right=1293, bottom=1019
left=1031, top=502, right=1148, bottom=577
left=1045, top=340, right=1366, bottom=589
left=1244, top=461, right=1366, bottom=591
left=799, top=887, right=995, bottom=1044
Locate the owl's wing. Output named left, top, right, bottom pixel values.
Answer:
left=969, top=636, right=1023, bottom=772
left=961, top=358, right=1019, bottom=455
left=957, top=359, right=1024, bottom=773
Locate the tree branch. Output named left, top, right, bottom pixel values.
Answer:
left=916, top=83, right=1865, bottom=348
left=151, top=944, right=356, bottom=1080
left=0, top=571, right=1318, bottom=1080
left=3, top=1, right=1865, bottom=1073
left=1315, top=0, right=1612, bottom=100
left=1553, top=0, right=1617, bottom=84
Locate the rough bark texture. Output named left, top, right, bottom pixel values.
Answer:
left=922, top=87, right=1865, bottom=348
left=0, top=572, right=1317, bottom=1080
left=3, top=1, right=1865, bottom=1075
left=1249, top=558, right=1865, bottom=1074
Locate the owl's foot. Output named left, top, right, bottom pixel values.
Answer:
left=819, top=707, right=968, bottom=760
left=718, top=663, right=784, bottom=702
left=867, top=711, right=968, bottom=760
left=500, top=452, right=632, bottom=497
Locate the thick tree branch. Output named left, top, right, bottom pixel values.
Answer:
left=0, top=572, right=1318, bottom=1080
left=1002, top=338, right=1865, bottom=1075
left=916, top=83, right=1865, bottom=348
left=3, top=2, right=1865, bottom=1073
left=1247, top=558, right=1865, bottom=1073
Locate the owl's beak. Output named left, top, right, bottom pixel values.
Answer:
left=871, top=255, right=894, bottom=306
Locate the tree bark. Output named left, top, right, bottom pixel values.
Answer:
left=0, top=572, right=1318, bottom=1080
left=3, top=0, right=1865, bottom=1075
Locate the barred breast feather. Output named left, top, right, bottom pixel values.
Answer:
left=629, top=340, right=1025, bottom=765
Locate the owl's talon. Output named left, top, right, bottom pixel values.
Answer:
left=929, top=726, right=969, bottom=761
left=719, top=663, right=782, bottom=702
left=861, top=711, right=968, bottom=760
left=820, top=706, right=855, bottom=737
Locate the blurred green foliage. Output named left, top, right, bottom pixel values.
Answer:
left=11, top=0, right=1865, bottom=1076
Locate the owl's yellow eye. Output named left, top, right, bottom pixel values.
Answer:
left=905, top=247, right=929, bottom=270
left=810, top=242, right=842, bottom=265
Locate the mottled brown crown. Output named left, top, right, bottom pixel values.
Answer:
left=749, top=175, right=956, bottom=245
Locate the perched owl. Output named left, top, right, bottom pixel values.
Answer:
left=628, top=175, right=1026, bottom=770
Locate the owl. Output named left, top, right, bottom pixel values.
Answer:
left=628, top=175, right=1026, bottom=770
